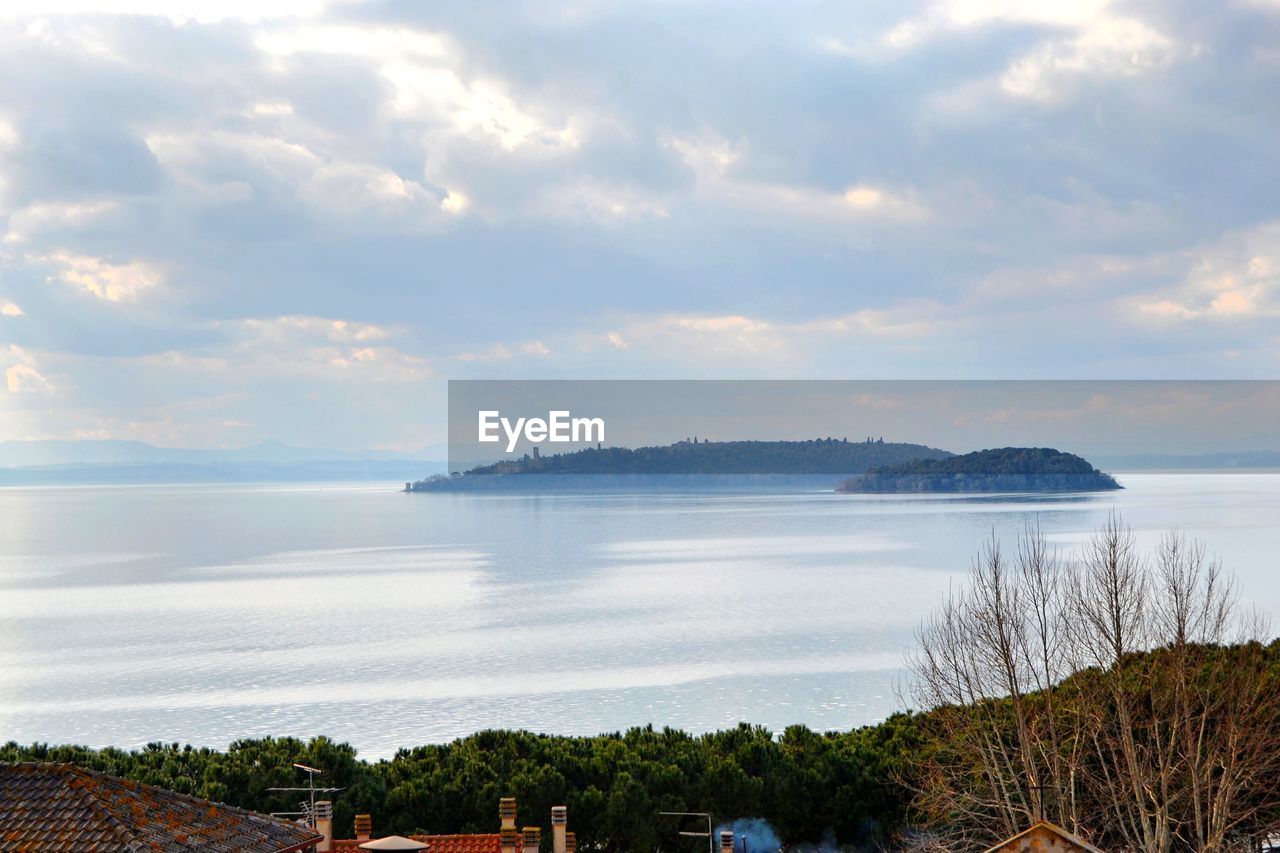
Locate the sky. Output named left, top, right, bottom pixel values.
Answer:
left=1, top=0, right=1279, bottom=452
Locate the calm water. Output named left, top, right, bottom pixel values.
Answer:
left=1, top=474, right=1278, bottom=759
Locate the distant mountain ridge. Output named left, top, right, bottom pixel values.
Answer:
left=1091, top=450, right=1280, bottom=470
left=0, top=439, right=444, bottom=485
left=0, top=439, right=428, bottom=468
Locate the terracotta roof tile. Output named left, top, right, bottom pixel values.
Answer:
left=333, top=833, right=501, bottom=853
left=0, top=763, right=323, bottom=852
left=415, top=833, right=502, bottom=853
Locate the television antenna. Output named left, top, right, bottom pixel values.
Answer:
left=659, top=811, right=714, bottom=853
left=268, top=763, right=344, bottom=825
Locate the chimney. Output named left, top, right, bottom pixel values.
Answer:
left=551, top=806, right=567, bottom=853
left=720, top=830, right=735, bottom=853
left=313, top=801, right=333, bottom=852
left=565, top=831, right=576, bottom=853
left=355, top=814, right=372, bottom=842
left=500, top=797, right=517, bottom=830
left=523, top=826, right=541, bottom=853
left=500, top=797, right=519, bottom=853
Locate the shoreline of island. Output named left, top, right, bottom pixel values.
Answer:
left=406, top=441, right=1122, bottom=494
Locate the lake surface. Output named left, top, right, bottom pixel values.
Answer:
left=2, top=473, right=1279, bottom=759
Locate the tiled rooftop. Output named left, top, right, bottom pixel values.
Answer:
left=0, top=762, right=323, bottom=852
left=333, top=833, right=501, bottom=853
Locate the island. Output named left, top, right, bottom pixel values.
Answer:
left=406, top=437, right=952, bottom=491
left=837, top=447, right=1122, bottom=493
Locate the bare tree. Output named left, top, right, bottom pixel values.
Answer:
left=908, top=515, right=1280, bottom=852
left=909, top=523, right=1083, bottom=846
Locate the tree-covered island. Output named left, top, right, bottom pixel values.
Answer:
left=406, top=437, right=952, bottom=491
left=407, top=442, right=1123, bottom=494
left=838, top=446, right=1121, bottom=493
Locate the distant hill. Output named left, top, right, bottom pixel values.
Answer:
left=407, top=438, right=952, bottom=491
left=0, top=439, right=427, bottom=467
left=839, top=447, right=1121, bottom=493
left=1091, top=450, right=1280, bottom=470
left=0, top=439, right=443, bottom=485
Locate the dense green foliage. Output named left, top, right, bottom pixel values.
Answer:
left=8, top=643, right=1280, bottom=849
left=839, top=447, right=1121, bottom=493
left=409, top=438, right=951, bottom=490
left=1, top=719, right=925, bottom=851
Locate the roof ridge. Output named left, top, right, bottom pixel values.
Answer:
left=2, top=761, right=321, bottom=853
left=63, top=761, right=320, bottom=836
left=981, top=819, right=1106, bottom=853
left=60, top=764, right=157, bottom=853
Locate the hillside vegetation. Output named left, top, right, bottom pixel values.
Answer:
left=839, top=446, right=1121, bottom=493
left=2, top=720, right=922, bottom=851
left=7, top=641, right=1280, bottom=851
left=410, top=438, right=951, bottom=490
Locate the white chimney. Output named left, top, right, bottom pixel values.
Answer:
left=720, top=830, right=736, bottom=853
left=314, top=800, right=333, bottom=852
left=551, top=806, right=567, bottom=853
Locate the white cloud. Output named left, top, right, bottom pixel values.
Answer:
left=451, top=343, right=512, bottom=362
left=148, top=130, right=459, bottom=226
left=44, top=251, right=162, bottom=301
left=539, top=180, right=669, bottom=224
left=668, top=134, right=741, bottom=184
left=147, top=130, right=320, bottom=181
left=256, top=24, right=582, bottom=153
left=440, top=190, right=469, bottom=215
left=227, top=315, right=431, bottom=381
left=884, top=0, right=1117, bottom=48
left=0, top=114, right=15, bottom=215
left=241, top=315, right=394, bottom=344
left=877, top=0, right=1185, bottom=102
left=0, top=0, right=335, bottom=25
left=1127, top=221, right=1280, bottom=322
left=4, top=199, right=119, bottom=244
left=300, top=161, right=450, bottom=219
left=98, top=315, right=431, bottom=392
left=840, top=184, right=928, bottom=219
left=668, top=134, right=928, bottom=224
left=999, top=16, right=1180, bottom=102
left=4, top=346, right=54, bottom=394
left=17, top=16, right=131, bottom=64
left=0, top=300, right=23, bottom=317
left=585, top=304, right=950, bottom=366
left=452, top=338, right=554, bottom=362
left=247, top=101, right=295, bottom=117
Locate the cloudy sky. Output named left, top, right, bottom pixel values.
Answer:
left=1, top=0, right=1278, bottom=452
